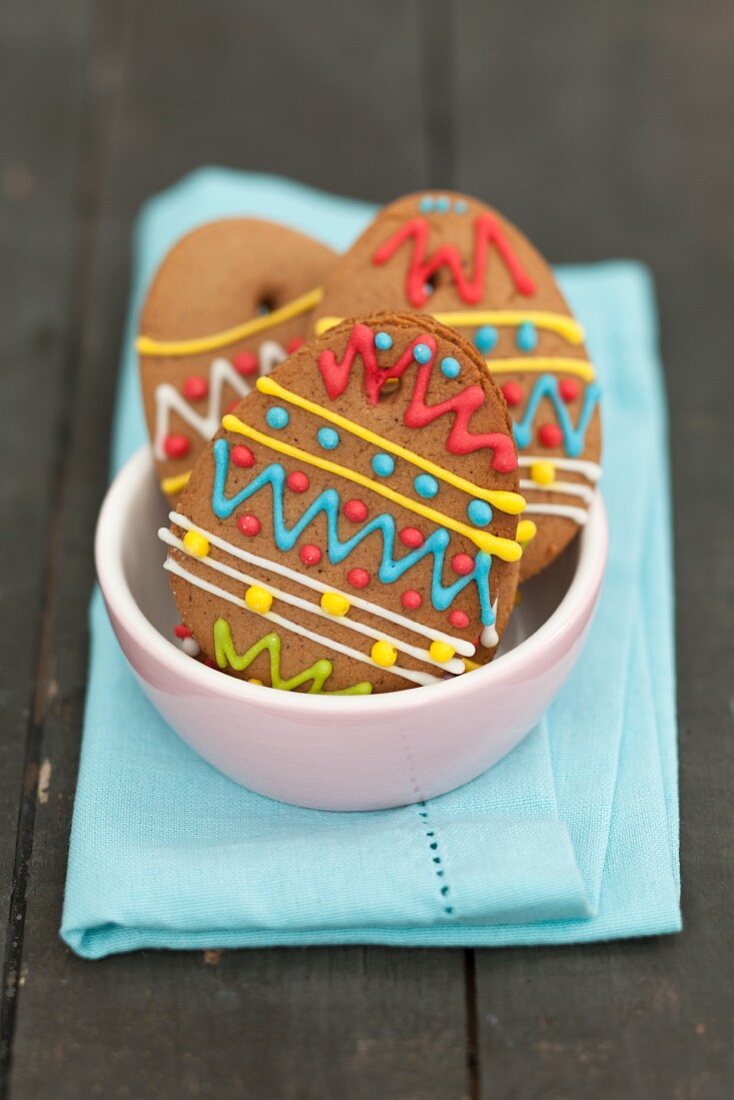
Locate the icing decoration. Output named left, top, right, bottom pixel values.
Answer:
left=258, top=377, right=524, bottom=512
left=484, top=357, right=596, bottom=383
left=500, top=381, right=523, bottom=407
left=414, top=474, right=439, bottom=499
left=266, top=406, right=289, bottom=430
left=372, top=453, right=395, bottom=477
left=400, top=527, right=424, bottom=548
left=559, top=378, right=580, bottom=402
left=347, top=568, right=370, bottom=589
left=321, top=592, right=350, bottom=616
left=448, top=610, right=469, bottom=629
left=435, top=196, right=450, bottom=213
left=181, top=637, right=200, bottom=657
left=299, top=544, right=322, bottom=566
left=520, top=478, right=594, bottom=502
left=182, top=376, right=209, bottom=400
left=375, top=331, right=393, bottom=350
left=231, top=444, right=256, bottom=468
left=245, top=585, right=273, bottom=613
left=518, top=454, right=601, bottom=482
left=480, top=598, right=500, bottom=648
left=451, top=554, right=474, bottom=576
left=174, top=623, right=192, bottom=639
left=429, top=640, right=455, bottom=664
left=286, top=471, right=309, bottom=493
left=344, top=499, right=368, bottom=523
left=440, top=356, right=461, bottom=379
left=474, top=326, right=498, bottom=354
left=153, top=350, right=285, bottom=460
left=137, top=286, right=324, bottom=357
left=372, top=214, right=536, bottom=307
left=313, top=326, right=518, bottom=473
left=233, top=350, right=259, bottom=375
left=454, top=200, right=468, bottom=214
left=467, top=500, right=493, bottom=526
left=530, top=461, right=555, bottom=486
left=419, top=197, right=434, bottom=213
left=317, top=427, right=340, bottom=450
left=212, top=619, right=372, bottom=695
left=316, top=310, right=584, bottom=346
left=164, top=434, right=190, bottom=459
left=516, top=322, right=538, bottom=352
left=513, top=376, right=601, bottom=457
left=520, top=502, right=589, bottom=525
left=286, top=337, right=305, bottom=354
left=371, top=641, right=397, bottom=668
left=517, top=520, right=537, bottom=543
left=183, top=530, right=209, bottom=557
left=401, top=590, right=422, bottom=610
left=237, top=514, right=261, bottom=537
left=413, top=342, right=432, bottom=364
left=161, top=472, right=190, bottom=496
left=167, top=512, right=473, bottom=655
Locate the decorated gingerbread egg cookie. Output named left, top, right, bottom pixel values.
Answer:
left=160, top=314, right=529, bottom=694
left=314, top=193, right=601, bottom=580
left=137, top=218, right=335, bottom=502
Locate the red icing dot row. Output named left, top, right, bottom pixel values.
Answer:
left=559, top=378, right=580, bottom=403
left=286, top=471, right=309, bottom=493
left=163, top=433, right=190, bottom=459
left=233, top=350, right=259, bottom=375
left=299, top=544, right=322, bottom=566
left=399, top=527, right=424, bottom=548
left=448, top=609, right=469, bottom=629
left=538, top=423, right=563, bottom=448
left=344, top=498, right=368, bottom=523
left=501, top=381, right=523, bottom=408
left=347, top=568, right=370, bottom=589
left=182, top=375, right=209, bottom=401
left=401, top=589, right=422, bottom=610
left=237, top=514, right=261, bottom=537
left=231, top=444, right=255, bottom=468
left=174, top=623, right=193, bottom=639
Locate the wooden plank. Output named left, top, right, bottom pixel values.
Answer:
left=455, top=1, right=734, bottom=1096
left=8, top=2, right=471, bottom=1097
left=0, top=0, right=93, bottom=1082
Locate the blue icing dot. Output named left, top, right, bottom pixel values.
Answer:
left=440, top=356, right=461, bottom=379
left=422, top=283, right=434, bottom=297
left=414, top=474, right=439, bottom=499
left=474, top=325, right=498, bottom=354
left=435, top=195, right=450, bottom=213
left=419, top=196, right=434, bottom=213
left=266, top=406, right=289, bottom=430
left=413, top=342, right=432, bottom=364
left=374, top=330, right=393, bottom=350
left=317, top=427, right=340, bottom=450
left=467, top=499, right=493, bottom=526
left=372, top=453, right=395, bottom=478
left=516, top=321, right=538, bottom=352
left=454, top=199, right=468, bottom=214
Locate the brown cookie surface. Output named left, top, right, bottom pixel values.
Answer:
left=315, top=192, right=602, bottom=580
left=138, top=218, right=335, bottom=502
left=161, top=314, right=527, bottom=695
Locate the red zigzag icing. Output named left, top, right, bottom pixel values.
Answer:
left=372, top=213, right=536, bottom=307
left=317, top=323, right=518, bottom=473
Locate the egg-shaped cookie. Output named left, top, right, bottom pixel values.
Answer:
left=138, top=218, right=335, bottom=502
left=159, top=314, right=529, bottom=694
left=315, top=192, right=601, bottom=580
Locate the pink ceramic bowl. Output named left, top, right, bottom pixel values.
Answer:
left=95, top=445, right=607, bottom=810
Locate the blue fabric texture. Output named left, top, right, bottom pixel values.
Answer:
left=61, top=169, right=680, bottom=958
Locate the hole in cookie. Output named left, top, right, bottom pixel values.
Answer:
left=422, top=275, right=438, bottom=297
left=256, top=295, right=277, bottom=316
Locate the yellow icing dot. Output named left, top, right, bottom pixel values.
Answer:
left=530, top=460, right=556, bottom=486
left=182, top=529, right=210, bottom=557
left=517, top=519, right=537, bottom=544
left=371, top=640, right=397, bottom=668
left=248, top=678, right=263, bottom=686
left=429, top=640, right=456, bottom=664
left=320, top=591, right=350, bottom=617
left=245, top=585, right=273, bottom=614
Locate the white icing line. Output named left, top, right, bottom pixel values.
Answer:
left=520, top=478, right=594, bottom=503
left=161, top=529, right=466, bottom=675
left=517, top=455, right=602, bottom=482
left=168, top=511, right=476, bottom=657
left=153, top=344, right=286, bottom=459
left=480, top=598, right=499, bottom=649
left=521, top=501, right=589, bottom=524
left=164, top=558, right=440, bottom=687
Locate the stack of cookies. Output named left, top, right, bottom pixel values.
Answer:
left=138, top=195, right=601, bottom=695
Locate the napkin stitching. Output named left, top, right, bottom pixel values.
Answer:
left=399, top=730, right=456, bottom=918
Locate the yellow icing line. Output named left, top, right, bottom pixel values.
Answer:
left=257, top=377, right=526, bottom=515
left=221, top=414, right=523, bottom=562
left=137, top=287, right=324, bottom=358
left=314, top=310, right=584, bottom=345
left=161, top=471, right=191, bottom=495
left=485, top=357, right=595, bottom=382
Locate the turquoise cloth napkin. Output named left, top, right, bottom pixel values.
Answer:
left=61, top=170, right=680, bottom=957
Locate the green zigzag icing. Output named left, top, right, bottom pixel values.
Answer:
left=213, top=619, right=373, bottom=696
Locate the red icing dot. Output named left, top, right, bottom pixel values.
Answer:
left=559, top=379, right=580, bottom=403
left=501, top=381, right=524, bottom=407
left=399, top=527, right=425, bottom=548
left=163, top=433, right=190, bottom=459
left=344, top=499, right=368, bottom=523
left=286, top=337, right=305, bottom=354
left=233, top=350, right=259, bottom=375
left=448, top=610, right=470, bottom=629
left=174, top=623, right=192, bottom=639
left=237, top=514, right=261, bottom=537
left=347, top=568, right=370, bottom=589
left=539, top=423, right=564, bottom=449
left=299, top=544, right=322, bottom=566
left=182, top=375, right=209, bottom=401
left=231, top=444, right=255, bottom=468
left=451, top=553, right=474, bottom=576
left=204, top=657, right=217, bottom=669
left=401, top=589, right=422, bottom=610
left=226, top=399, right=241, bottom=414
left=286, top=471, right=310, bottom=493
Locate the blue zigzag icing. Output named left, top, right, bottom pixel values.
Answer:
left=513, top=374, right=601, bottom=457
left=211, top=439, right=495, bottom=626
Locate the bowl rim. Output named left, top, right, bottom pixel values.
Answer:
left=95, top=444, right=608, bottom=717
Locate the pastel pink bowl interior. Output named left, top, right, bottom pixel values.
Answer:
left=95, top=446, right=608, bottom=811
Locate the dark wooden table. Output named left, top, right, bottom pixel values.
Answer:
left=2, top=2, right=733, bottom=1096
